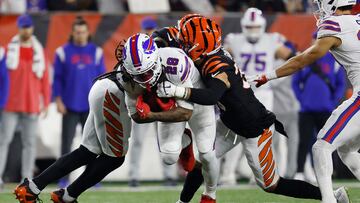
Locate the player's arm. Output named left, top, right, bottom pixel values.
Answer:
left=157, top=72, right=230, bottom=105
left=275, top=45, right=294, bottom=60
left=133, top=106, right=193, bottom=123
left=133, top=94, right=193, bottom=123
left=252, top=36, right=341, bottom=87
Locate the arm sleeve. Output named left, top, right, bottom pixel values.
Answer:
left=334, top=64, right=346, bottom=102
left=188, top=77, right=228, bottom=105
left=52, top=48, right=64, bottom=98
left=317, top=17, right=342, bottom=39
left=291, top=71, right=302, bottom=102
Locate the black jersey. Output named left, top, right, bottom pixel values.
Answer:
left=199, top=50, right=275, bottom=138
left=151, top=27, right=180, bottom=48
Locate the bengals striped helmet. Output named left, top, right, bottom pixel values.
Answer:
left=178, top=16, right=222, bottom=61
left=177, top=13, right=203, bottom=30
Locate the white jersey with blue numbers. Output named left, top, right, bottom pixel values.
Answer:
left=317, top=14, right=360, bottom=90
left=158, top=47, right=203, bottom=110
left=224, top=32, right=285, bottom=110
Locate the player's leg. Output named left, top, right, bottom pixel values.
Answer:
left=178, top=119, right=239, bottom=203
left=313, top=95, right=360, bottom=202
left=189, top=105, right=219, bottom=200
left=242, top=125, right=321, bottom=200
left=338, top=147, right=360, bottom=180
left=157, top=122, right=186, bottom=165
left=63, top=155, right=125, bottom=202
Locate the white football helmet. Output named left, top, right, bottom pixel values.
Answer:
left=122, top=33, right=162, bottom=88
left=314, top=0, right=356, bottom=22
left=241, top=8, right=266, bottom=43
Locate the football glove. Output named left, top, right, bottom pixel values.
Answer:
left=248, top=71, right=277, bottom=88
left=136, top=95, right=151, bottom=119
left=156, top=81, right=188, bottom=99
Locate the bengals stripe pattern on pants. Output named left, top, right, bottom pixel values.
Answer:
left=103, top=90, right=124, bottom=157
left=258, top=128, right=276, bottom=188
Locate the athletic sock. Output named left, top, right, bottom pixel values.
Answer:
left=28, top=179, right=40, bottom=195
left=180, top=167, right=204, bottom=202
left=313, top=140, right=337, bottom=202
left=67, top=155, right=125, bottom=198
left=63, top=188, right=76, bottom=202
left=33, top=145, right=97, bottom=190
left=273, top=177, right=321, bottom=199
left=200, top=151, right=219, bottom=200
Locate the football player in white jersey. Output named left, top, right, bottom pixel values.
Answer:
left=221, top=7, right=296, bottom=185
left=224, top=7, right=294, bottom=110
left=122, top=33, right=219, bottom=203
left=252, top=0, right=359, bottom=202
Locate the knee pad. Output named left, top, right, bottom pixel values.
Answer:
left=198, top=150, right=216, bottom=165
left=312, top=139, right=335, bottom=154
left=160, top=152, right=179, bottom=165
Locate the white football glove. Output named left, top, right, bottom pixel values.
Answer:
left=156, top=81, right=188, bottom=99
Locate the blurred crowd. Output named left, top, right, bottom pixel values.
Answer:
left=0, top=0, right=329, bottom=14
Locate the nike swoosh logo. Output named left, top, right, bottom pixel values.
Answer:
left=211, top=71, right=220, bottom=78
left=138, top=109, right=144, bottom=113
left=167, top=33, right=173, bottom=42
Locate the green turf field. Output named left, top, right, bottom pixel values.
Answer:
left=2, top=182, right=360, bottom=203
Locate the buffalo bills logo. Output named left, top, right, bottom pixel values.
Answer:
left=142, top=37, right=156, bottom=54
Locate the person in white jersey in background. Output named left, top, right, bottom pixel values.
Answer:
left=220, top=7, right=295, bottom=185
left=252, top=0, right=360, bottom=202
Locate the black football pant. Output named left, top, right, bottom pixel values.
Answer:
left=33, top=145, right=125, bottom=198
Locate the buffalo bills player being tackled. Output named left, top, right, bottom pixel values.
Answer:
left=250, top=0, right=359, bottom=202
left=122, top=33, right=220, bottom=203
left=156, top=15, right=350, bottom=202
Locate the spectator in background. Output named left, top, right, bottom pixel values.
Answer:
left=128, top=16, right=178, bottom=187
left=0, top=14, right=50, bottom=187
left=53, top=16, right=105, bottom=187
left=292, top=32, right=346, bottom=182
left=0, top=0, right=26, bottom=13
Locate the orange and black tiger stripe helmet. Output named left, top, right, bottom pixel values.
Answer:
left=178, top=16, right=222, bottom=61
left=167, top=26, right=179, bottom=40
left=177, top=13, right=203, bottom=30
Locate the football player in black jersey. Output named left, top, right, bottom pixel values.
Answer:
left=154, top=15, right=328, bottom=203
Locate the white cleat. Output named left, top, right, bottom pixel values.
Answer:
left=334, top=186, right=351, bottom=203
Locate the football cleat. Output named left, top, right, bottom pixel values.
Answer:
left=50, top=189, right=78, bottom=203
left=200, top=194, right=216, bottom=203
left=334, top=186, right=351, bottom=203
left=179, top=128, right=195, bottom=172
left=14, top=178, right=42, bottom=203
